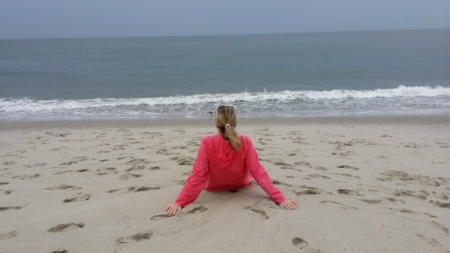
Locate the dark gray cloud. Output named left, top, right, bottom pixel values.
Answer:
left=1, top=0, right=449, bottom=39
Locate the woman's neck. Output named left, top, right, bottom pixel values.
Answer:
left=219, top=133, right=228, bottom=141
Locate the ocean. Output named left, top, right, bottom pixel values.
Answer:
left=1, top=29, right=449, bottom=121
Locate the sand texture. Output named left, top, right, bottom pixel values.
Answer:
left=0, top=117, right=449, bottom=253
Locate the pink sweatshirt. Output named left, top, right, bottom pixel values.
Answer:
left=175, top=134, right=286, bottom=206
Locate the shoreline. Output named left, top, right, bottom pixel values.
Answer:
left=1, top=114, right=449, bottom=130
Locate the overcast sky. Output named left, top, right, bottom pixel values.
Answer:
left=1, top=0, right=449, bottom=39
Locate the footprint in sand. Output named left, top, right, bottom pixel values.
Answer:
left=76, top=169, right=89, bottom=172
left=126, top=158, right=150, bottom=164
left=150, top=214, right=170, bottom=221
left=173, top=146, right=188, bottom=150
left=433, top=192, right=448, bottom=200
left=128, top=186, right=161, bottom=192
left=72, top=156, right=88, bottom=162
left=108, top=186, right=161, bottom=193
left=337, top=189, right=363, bottom=196
left=292, top=237, right=321, bottom=253
left=359, top=199, right=382, bottom=204
left=423, top=212, right=438, bottom=218
left=171, top=156, right=195, bottom=166
left=307, top=174, right=330, bottom=179
left=394, top=190, right=427, bottom=200
left=156, top=148, right=170, bottom=155
left=272, top=161, right=293, bottom=167
left=246, top=208, right=269, bottom=220
left=125, top=165, right=146, bottom=171
left=280, top=165, right=303, bottom=172
left=60, top=161, right=78, bottom=166
left=63, top=194, right=91, bottom=203
left=151, top=206, right=208, bottom=220
left=378, top=170, right=445, bottom=186
left=119, top=173, right=143, bottom=180
left=96, top=167, right=118, bottom=175
left=176, top=180, right=186, bottom=185
left=150, top=206, right=208, bottom=221
left=327, top=173, right=357, bottom=178
left=337, top=165, right=359, bottom=170
left=186, top=140, right=200, bottom=147
left=295, top=189, right=320, bottom=196
left=0, top=231, right=17, bottom=240
left=50, top=249, right=69, bottom=253
left=294, top=162, right=313, bottom=168
left=0, top=206, right=22, bottom=212
left=430, top=200, right=450, bottom=209
left=23, top=163, right=47, bottom=168
left=107, top=189, right=121, bottom=193
left=416, top=234, right=450, bottom=253
left=50, top=146, right=67, bottom=151
left=53, top=170, right=72, bottom=175
left=430, top=221, right=449, bottom=234
left=47, top=223, right=85, bottom=233
left=116, top=231, right=153, bottom=245
left=313, top=166, right=328, bottom=171
left=294, top=186, right=332, bottom=196
left=320, top=201, right=358, bottom=210
left=272, top=180, right=293, bottom=187
left=181, top=206, right=208, bottom=216
left=45, top=184, right=81, bottom=190
left=389, top=208, right=439, bottom=219
left=331, top=151, right=356, bottom=157
left=364, top=197, right=405, bottom=205
left=2, top=190, right=13, bottom=195
left=243, top=201, right=273, bottom=219
left=0, top=182, right=10, bottom=186
left=20, top=174, right=40, bottom=180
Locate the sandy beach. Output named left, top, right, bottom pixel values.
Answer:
left=1, top=116, right=449, bottom=253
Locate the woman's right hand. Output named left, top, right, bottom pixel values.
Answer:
left=166, top=203, right=182, bottom=216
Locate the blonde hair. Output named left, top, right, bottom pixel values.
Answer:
left=215, top=105, right=241, bottom=151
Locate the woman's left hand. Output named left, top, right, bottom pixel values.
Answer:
left=166, top=203, right=182, bottom=216
left=280, top=199, right=297, bottom=209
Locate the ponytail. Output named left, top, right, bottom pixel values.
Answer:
left=215, top=106, right=241, bottom=151
left=224, top=124, right=241, bottom=151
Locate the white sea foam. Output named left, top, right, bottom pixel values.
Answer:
left=1, top=86, right=449, bottom=119
left=1, top=86, right=449, bottom=111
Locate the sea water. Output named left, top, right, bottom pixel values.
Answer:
left=1, top=29, right=449, bottom=121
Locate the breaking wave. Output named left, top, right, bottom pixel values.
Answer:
left=1, top=85, right=450, bottom=120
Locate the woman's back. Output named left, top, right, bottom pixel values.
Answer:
left=202, top=135, right=253, bottom=191
left=175, top=134, right=285, bottom=207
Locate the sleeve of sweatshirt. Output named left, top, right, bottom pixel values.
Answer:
left=175, top=138, right=209, bottom=207
left=245, top=138, right=286, bottom=204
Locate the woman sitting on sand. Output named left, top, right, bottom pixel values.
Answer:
left=166, top=105, right=296, bottom=216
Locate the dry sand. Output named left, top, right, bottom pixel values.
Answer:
left=0, top=116, right=449, bottom=253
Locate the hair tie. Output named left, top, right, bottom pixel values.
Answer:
left=225, top=124, right=231, bottom=129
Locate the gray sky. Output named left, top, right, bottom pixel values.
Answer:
left=1, top=0, right=450, bottom=39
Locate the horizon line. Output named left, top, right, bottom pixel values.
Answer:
left=1, top=27, right=449, bottom=41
